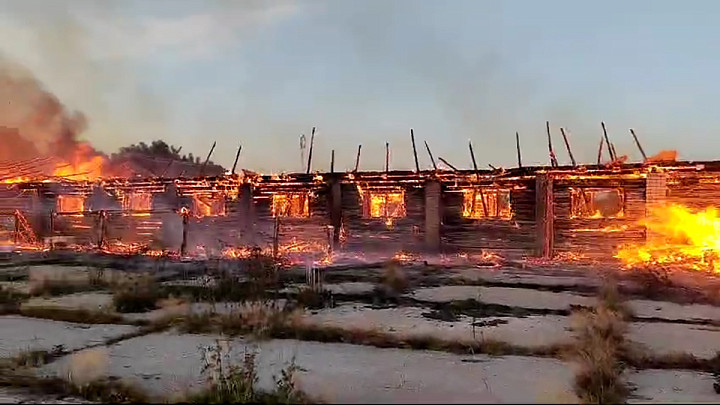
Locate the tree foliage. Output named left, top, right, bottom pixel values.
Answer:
left=115, top=140, right=214, bottom=165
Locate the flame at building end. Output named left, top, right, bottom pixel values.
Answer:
left=616, top=203, right=720, bottom=273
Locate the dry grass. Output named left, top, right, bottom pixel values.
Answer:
left=170, top=300, right=299, bottom=340
left=571, top=280, right=629, bottom=404
left=64, top=347, right=109, bottom=386
left=0, top=286, right=26, bottom=314
left=18, top=306, right=128, bottom=325
left=5, top=345, right=67, bottom=369
left=186, top=340, right=310, bottom=404
left=112, top=274, right=159, bottom=313
left=0, top=365, right=148, bottom=404
left=295, top=287, right=333, bottom=310
left=379, top=262, right=409, bottom=296
left=28, top=266, right=109, bottom=297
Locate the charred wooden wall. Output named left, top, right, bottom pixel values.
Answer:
left=552, top=176, right=646, bottom=257
left=441, top=179, right=536, bottom=259
left=251, top=178, right=331, bottom=256
left=0, top=185, right=33, bottom=243
left=340, top=180, right=425, bottom=254
left=666, top=171, right=720, bottom=209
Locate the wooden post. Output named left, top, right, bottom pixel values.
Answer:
left=468, top=140, right=488, bottom=217
left=560, top=127, right=576, bottom=166
left=424, top=141, right=437, bottom=170
left=410, top=129, right=420, bottom=172
left=239, top=183, right=254, bottom=244
left=272, top=215, right=280, bottom=259
left=597, top=135, right=604, bottom=166
left=630, top=129, right=648, bottom=162
left=424, top=180, right=441, bottom=251
left=601, top=122, right=615, bottom=161
left=610, top=143, right=618, bottom=162
left=97, top=210, right=107, bottom=250
left=13, top=212, right=19, bottom=244
left=330, top=149, right=335, bottom=173
left=385, top=142, right=390, bottom=173
left=180, top=208, right=189, bottom=256
left=306, top=127, right=316, bottom=174
left=438, top=157, right=458, bottom=171
left=330, top=180, right=342, bottom=246
left=231, top=144, right=242, bottom=174
left=200, top=141, right=217, bottom=176
left=535, top=173, right=554, bottom=258
left=354, top=145, right=362, bottom=172
left=546, top=121, right=558, bottom=167
left=516, top=131, right=523, bottom=168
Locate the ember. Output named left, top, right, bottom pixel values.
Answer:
left=365, top=191, right=406, bottom=219
left=272, top=193, right=309, bottom=217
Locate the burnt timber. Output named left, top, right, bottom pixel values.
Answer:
left=1, top=160, right=718, bottom=260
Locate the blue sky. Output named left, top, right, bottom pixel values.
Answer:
left=1, top=0, right=719, bottom=172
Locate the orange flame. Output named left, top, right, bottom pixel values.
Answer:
left=616, top=203, right=720, bottom=272
left=52, top=143, right=106, bottom=181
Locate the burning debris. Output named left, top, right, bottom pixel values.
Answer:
left=616, top=203, right=720, bottom=273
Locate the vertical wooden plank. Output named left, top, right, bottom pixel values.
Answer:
left=535, top=173, right=554, bottom=258
left=239, top=183, right=254, bottom=244
left=330, top=180, right=342, bottom=247
left=424, top=180, right=441, bottom=251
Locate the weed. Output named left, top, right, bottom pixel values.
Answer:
left=245, top=250, right=281, bottom=301
left=112, top=274, right=159, bottom=313
left=10, top=345, right=66, bottom=368
left=189, top=339, right=308, bottom=404
left=380, top=262, right=408, bottom=296
left=0, top=286, right=26, bottom=313
left=19, top=306, right=126, bottom=324
left=175, top=300, right=296, bottom=340
left=295, top=287, right=333, bottom=310
left=571, top=281, right=629, bottom=404
left=71, top=378, right=149, bottom=404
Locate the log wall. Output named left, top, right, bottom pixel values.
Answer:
left=441, top=179, right=536, bottom=259
left=553, top=176, right=646, bottom=257
left=340, top=182, right=425, bottom=254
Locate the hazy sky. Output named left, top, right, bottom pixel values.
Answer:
left=1, top=0, right=718, bottom=172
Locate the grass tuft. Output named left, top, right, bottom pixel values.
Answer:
left=571, top=280, right=629, bottom=404
left=112, top=274, right=159, bottom=313
left=187, top=339, right=310, bottom=404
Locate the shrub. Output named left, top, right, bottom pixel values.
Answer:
left=571, top=281, right=629, bottom=404
left=112, top=274, right=159, bottom=313
left=380, top=262, right=408, bottom=295
left=189, top=340, right=308, bottom=404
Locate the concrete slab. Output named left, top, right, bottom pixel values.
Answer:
left=628, top=299, right=720, bottom=323
left=43, top=333, right=579, bottom=403
left=628, top=322, right=720, bottom=360
left=0, top=315, right=138, bottom=358
left=302, top=304, right=573, bottom=348
left=627, top=369, right=719, bottom=403
left=409, top=286, right=594, bottom=311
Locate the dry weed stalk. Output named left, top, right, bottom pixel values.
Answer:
left=571, top=279, right=629, bottom=404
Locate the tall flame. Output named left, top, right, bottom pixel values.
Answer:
left=616, top=203, right=720, bottom=272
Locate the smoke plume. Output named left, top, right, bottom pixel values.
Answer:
left=0, top=58, right=101, bottom=163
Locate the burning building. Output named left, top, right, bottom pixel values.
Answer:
left=3, top=60, right=719, bottom=269
left=0, top=157, right=717, bottom=272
